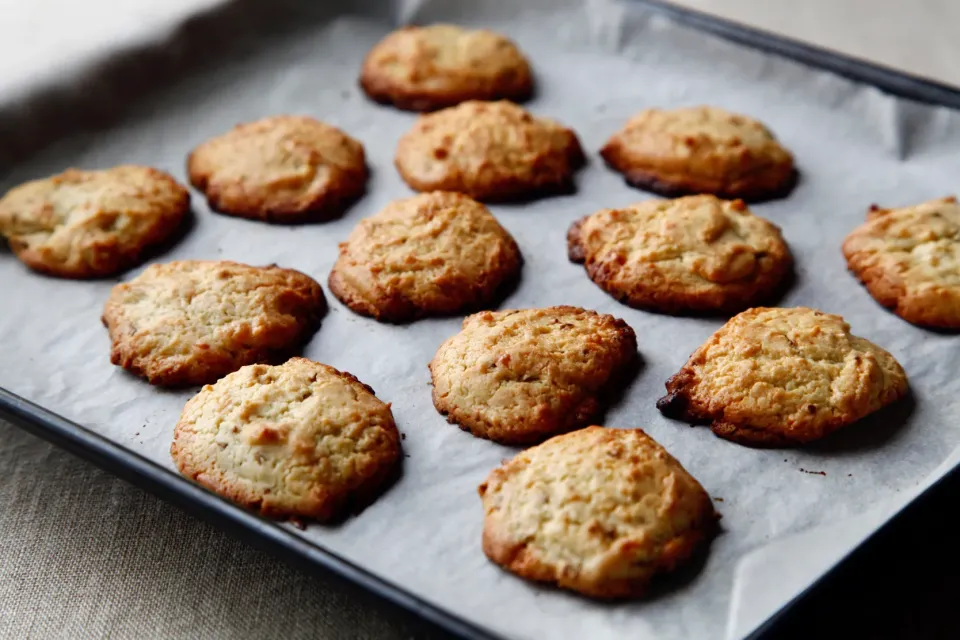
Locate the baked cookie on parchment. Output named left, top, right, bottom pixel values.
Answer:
left=394, top=100, right=584, bottom=201
left=0, top=166, right=189, bottom=278
left=329, top=191, right=522, bottom=322
left=568, top=195, right=792, bottom=315
left=187, top=115, right=367, bottom=223
left=600, top=106, right=796, bottom=202
left=657, top=307, right=908, bottom=446
left=429, top=306, right=637, bottom=445
left=843, top=196, right=960, bottom=329
left=103, top=260, right=326, bottom=386
left=478, top=426, right=717, bottom=599
left=172, top=357, right=401, bottom=522
left=360, top=24, right=534, bottom=111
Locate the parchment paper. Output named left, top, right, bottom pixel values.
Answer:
left=2, top=1, right=960, bottom=638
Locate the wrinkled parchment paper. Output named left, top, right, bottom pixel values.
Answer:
left=2, top=1, right=960, bottom=638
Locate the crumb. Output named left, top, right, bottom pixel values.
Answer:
left=713, top=497, right=724, bottom=502
left=783, top=459, right=788, bottom=462
left=400, top=433, right=406, bottom=440
left=134, top=432, right=140, bottom=437
left=799, top=468, right=826, bottom=476
left=290, top=517, right=307, bottom=530
left=848, top=474, right=853, bottom=477
left=403, top=453, right=410, bottom=458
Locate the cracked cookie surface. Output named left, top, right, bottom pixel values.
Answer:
left=329, top=191, right=521, bottom=322
left=360, top=24, right=533, bottom=111
left=188, top=115, right=367, bottom=222
left=171, top=357, right=400, bottom=521
left=103, top=260, right=326, bottom=386
left=843, top=196, right=960, bottom=329
left=600, top=106, right=796, bottom=202
left=429, top=306, right=637, bottom=445
left=478, top=426, right=717, bottom=598
left=568, top=195, right=791, bottom=314
left=394, top=100, right=584, bottom=201
left=657, top=307, right=908, bottom=446
left=0, top=166, right=189, bottom=278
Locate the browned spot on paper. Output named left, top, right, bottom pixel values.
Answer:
left=799, top=468, right=826, bottom=476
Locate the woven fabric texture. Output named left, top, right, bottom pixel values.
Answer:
left=0, top=419, right=445, bottom=640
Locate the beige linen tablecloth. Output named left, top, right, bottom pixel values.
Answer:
left=0, top=421, right=442, bottom=639
left=2, top=1, right=959, bottom=638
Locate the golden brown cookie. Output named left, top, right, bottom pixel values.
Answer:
left=187, top=116, right=367, bottom=222
left=0, top=166, right=189, bottom=278
left=171, top=358, right=401, bottom=521
left=600, top=106, right=796, bottom=202
left=843, top=196, right=960, bottom=329
left=568, top=195, right=792, bottom=315
left=102, top=260, right=326, bottom=386
left=360, top=24, right=534, bottom=112
left=329, top=191, right=522, bottom=322
left=429, top=306, right=637, bottom=445
left=657, top=307, right=908, bottom=446
left=394, top=100, right=584, bottom=202
left=478, top=426, right=717, bottom=598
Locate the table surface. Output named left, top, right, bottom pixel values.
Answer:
left=2, top=1, right=959, bottom=638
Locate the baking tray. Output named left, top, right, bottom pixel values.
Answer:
left=3, top=1, right=960, bottom=638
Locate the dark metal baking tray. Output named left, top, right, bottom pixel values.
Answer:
left=3, top=1, right=959, bottom=638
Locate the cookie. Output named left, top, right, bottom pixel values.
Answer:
left=187, top=116, right=367, bottom=222
left=329, top=191, right=522, bottom=322
left=568, top=195, right=792, bottom=315
left=394, top=100, right=584, bottom=202
left=171, top=358, right=401, bottom=521
left=600, top=106, right=796, bottom=202
left=478, top=426, right=717, bottom=598
left=657, top=307, right=908, bottom=446
left=0, top=166, right=189, bottom=278
left=103, top=260, right=326, bottom=386
left=843, top=196, right=960, bottom=329
left=429, top=306, right=637, bottom=445
left=360, top=24, right=534, bottom=112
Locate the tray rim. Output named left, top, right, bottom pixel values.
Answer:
left=3, top=1, right=960, bottom=638
left=640, top=0, right=960, bottom=109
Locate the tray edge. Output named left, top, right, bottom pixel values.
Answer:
left=635, top=0, right=960, bottom=109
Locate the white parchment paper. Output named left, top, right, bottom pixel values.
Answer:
left=2, top=1, right=960, bottom=638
